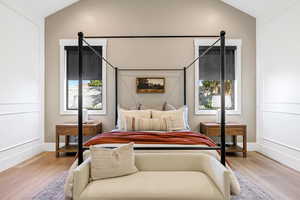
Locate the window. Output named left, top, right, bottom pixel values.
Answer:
left=60, top=39, right=107, bottom=115
left=194, top=39, right=241, bottom=115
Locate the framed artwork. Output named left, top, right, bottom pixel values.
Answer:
left=136, top=77, right=165, bottom=93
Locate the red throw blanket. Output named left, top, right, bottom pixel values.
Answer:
left=84, top=131, right=217, bottom=147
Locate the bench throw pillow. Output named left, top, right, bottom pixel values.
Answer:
left=90, top=143, right=138, bottom=180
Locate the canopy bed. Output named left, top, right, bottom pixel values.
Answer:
left=76, top=31, right=227, bottom=166
left=64, top=31, right=242, bottom=200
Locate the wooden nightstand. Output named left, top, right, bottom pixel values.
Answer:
left=200, top=122, right=247, bottom=157
left=55, top=121, right=102, bottom=157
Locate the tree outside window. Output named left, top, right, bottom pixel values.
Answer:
left=198, top=46, right=236, bottom=111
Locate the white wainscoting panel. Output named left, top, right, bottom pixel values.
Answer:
left=260, top=138, right=300, bottom=171
left=258, top=105, right=300, bottom=171
left=0, top=111, right=40, bottom=152
left=0, top=3, right=44, bottom=172
left=257, top=2, right=300, bottom=172
left=262, top=105, right=300, bottom=150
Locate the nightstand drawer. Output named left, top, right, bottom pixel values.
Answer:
left=230, top=127, right=245, bottom=135
left=56, top=126, right=78, bottom=135
left=206, top=127, right=230, bottom=136
left=56, top=124, right=102, bottom=136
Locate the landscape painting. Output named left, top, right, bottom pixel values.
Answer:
left=136, top=77, right=165, bottom=93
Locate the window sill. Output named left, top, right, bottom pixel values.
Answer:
left=60, top=110, right=107, bottom=116
left=194, top=110, right=241, bottom=115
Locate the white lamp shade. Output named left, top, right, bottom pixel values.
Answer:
left=211, top=95, right=232, bottom=108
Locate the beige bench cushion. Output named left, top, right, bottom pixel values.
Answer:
left=79, top=171, right=224, bottom=200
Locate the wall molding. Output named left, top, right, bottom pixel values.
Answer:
left=0, top=102, right=40, bottom=105
left=262, top=110, right=300, bottom=116
left=263, top=137, right=300, bottom=152
left=0, top=141, right=43, bottom=172
left=0, top=111, right=40, bottom=116
left=262, top=102, right=300, bottom=116
left=0, top=102, right=41, bottom=117
left=0, top=137, right=40, bottom=152
left=263, top=102, right=300, bottom=105
left=259, top=140, right=300, bottom=172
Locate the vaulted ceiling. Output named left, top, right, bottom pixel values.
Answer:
left=222, top=0, right=298, bottom=21
left=0, top=0, right=79, bottom=22
left=1, top=0, right=298, bottom=23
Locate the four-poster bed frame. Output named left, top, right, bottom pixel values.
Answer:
left=77, top=31, right=227, bottom=166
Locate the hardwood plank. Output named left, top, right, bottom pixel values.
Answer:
left=229, top=152, right=300, bottom=200
left=0, top=152, right=74, bottom=200
left=0, top=152, right=299, bottom=200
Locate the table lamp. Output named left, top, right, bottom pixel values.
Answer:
left=211, top=95, right=232, bottom=123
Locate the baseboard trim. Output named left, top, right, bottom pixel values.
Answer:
left=43, top=142, right=67, bottom=152
left=0, top=137, right=40, bottom=152
left=263, top=137, right=300, bottom=152
left=237, top=142, right=259, bottom=152
left=0, top=141, right=43, bottom=172
left=43, top=142, right=259, bottom=152
left=259, top=140, right=300, bottom=172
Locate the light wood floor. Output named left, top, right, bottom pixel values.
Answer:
left=0, top=152, right=299, bottom=200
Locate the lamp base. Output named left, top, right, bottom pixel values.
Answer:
left=216, top=109, right=221, bottom=123
left=216, top=109, right=228, bottom=123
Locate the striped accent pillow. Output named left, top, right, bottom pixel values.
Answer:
left=124, top=117, right=167, bottom=131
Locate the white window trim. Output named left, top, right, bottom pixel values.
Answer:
left=59, top=39, right=107, bottom=115
left=194, top=39, right=242, bottom=115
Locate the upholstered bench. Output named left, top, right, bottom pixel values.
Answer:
left=72, top=153, right=231, bottom=200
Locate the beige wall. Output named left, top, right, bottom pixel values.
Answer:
left=45, top=0, right=256, bottom=142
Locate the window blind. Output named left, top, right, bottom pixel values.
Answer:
left=65, top=46, right=102, bottom=80
left=198, top=46, right=236, bottom=80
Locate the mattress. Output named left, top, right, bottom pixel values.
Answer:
left=93, top=143, right=219, bottom=158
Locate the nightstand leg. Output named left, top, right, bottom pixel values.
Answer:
left=232, top=136, right=237, bottom=146
left=243, top=134, right=247, bottom=157
left=65, top=135, right=70, bottom=147
left=56, top=133, right=59, bottom=157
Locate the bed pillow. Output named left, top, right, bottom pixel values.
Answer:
left=90, top=143, right=138, bottom=180
left=124, top=117, right=167, bottom=131
left=181, top=105, right=190, bottom=129
left=151, top=107, right=189, bottom=130
left=137, top=102, right=176, bottom=111
left=163, top=116, right=185, bottom=131
left=117, top=107, right=151, bottom=130
left=162, top=102, right=177, bottom=111
left=138, top=104, right=164, bottom=111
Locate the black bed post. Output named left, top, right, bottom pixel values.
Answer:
left=115, top=67, right=118, bottom=125
left=183, top=67, right=187, bottom=105
left=78, top=32, right=84, bottom=165
left=220, top=31, right=226, bottom=166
